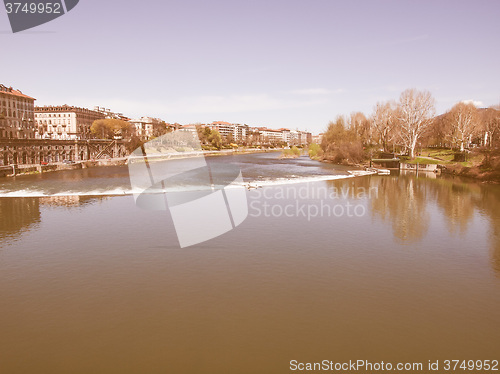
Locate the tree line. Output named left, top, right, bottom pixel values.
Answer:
left=321, top=88, right=500, bottom=164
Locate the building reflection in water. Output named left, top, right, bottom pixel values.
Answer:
left=0, top=197, right=41, bottom=242
left=38, top=195, right=105, bottom=208
left=0, top=195, right=105, bottom=244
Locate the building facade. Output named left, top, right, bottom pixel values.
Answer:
left=93, top=106, right=130, bottom=122
left=209, top=121, right=249, bottom=142
left=0, top=84, right=36, bottom=139
left=258, top=127, right=284, bottom=144
left=35, top=105, right=105, bottom=140
left=129, top=117, right=167, bottom=140
left=312, top=133, right=324, bottom=144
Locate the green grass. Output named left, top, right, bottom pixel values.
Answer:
left=420, top=148, right=455, bottom=161
left=410, top=148, right=486, bottom=167
left=281, top=146, right=302, bottom=158
left=406, top=157, right=440, bottom=165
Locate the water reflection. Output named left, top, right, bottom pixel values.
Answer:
left=0, top=197, right=41, bottom=241
left=2, top=172, right=500, bottom=273
left=39, top=195, right=107, bottom=208
left=474, top=185, right=500, bottom=273
left=369, top=175, right=429, bottom=243
left=0, top=196, right=106, bottom=244
left=361, top=172, right=500, bottom=274
left=428, top=179, right=478, bottom=234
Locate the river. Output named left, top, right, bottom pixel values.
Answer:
left=1, top=152, right=499, bottom=374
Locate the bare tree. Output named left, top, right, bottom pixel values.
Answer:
left=445, top=102, right=479, bottom=151
left=481, top=106, right=500, bottom=147
left=396, top=89, right=435, bottom=158
left=425, top=114, right=451, bottom=148
left=371, top=101, right=396, bottom=152
left=348, top=112, right=371, bottom=144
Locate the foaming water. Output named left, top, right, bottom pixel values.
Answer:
left=0, top=153, right=357, bottom=197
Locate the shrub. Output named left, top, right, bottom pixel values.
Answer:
left=321, top=117, right=366, bottom=164
left=308, top=143, right=323, bottom=159
left=281, top=146, right=302, bottom=158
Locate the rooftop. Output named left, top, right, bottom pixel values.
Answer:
left=0, top=84, right=36, bottom=100
left=35, top=104, right=103, bottom=114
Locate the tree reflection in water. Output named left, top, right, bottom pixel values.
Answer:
left=370, top=175, right=429, bottom=243
left=474, top=185, right=500, bottom=274
left=366, top=172, right=500, bottom=275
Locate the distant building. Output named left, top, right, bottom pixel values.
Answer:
left=179, top=124, right=197, bottom=133
left=258, top=127, right=284, bottom=144
left=300, top=131, right=312, bottom=145
left=208, top=121, right=249, bottom=142
left=169, top=123, right=182, bottom=131
left=129, top=117, right=168, bottom=140
left=35, top=105, right=105, bottom=140
left=247, top=127, right=312, bottom=146
left=233, top=123, right=249, bottom=142
left=278, top=128, right=291, bottom=144
left=0, top=84, right=36, bottom=139
left=312, top=133, right=324, bottom=144
left=288, top=130, right=312, bottom=145
left=93, top=106, right=130, bottom=122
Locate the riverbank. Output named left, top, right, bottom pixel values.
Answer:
left=318, top=148, right=500, bottom=183
left=319, top=157, right=367, bottom=170
left=417, top=148, right=500, bottom=183
left=441, top=163, right=500, bottom=183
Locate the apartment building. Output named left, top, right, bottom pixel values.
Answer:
left=0, top=84, right=36, bottom=139
left=129, top=117, right=168, bottom=140
left=35, top=105, right=105, bottom=140
left=209, top=121, right=249, bottom=142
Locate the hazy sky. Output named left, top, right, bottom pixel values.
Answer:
left=1, top=0, right=499, bottom=134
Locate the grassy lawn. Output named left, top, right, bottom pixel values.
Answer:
left=405, top=157, right=440, bottom=164
left=376, top=147, right=490, bottom=168
left=421, top=148, right=455, bottom=161
left=405, top=148, right=485, bottom=167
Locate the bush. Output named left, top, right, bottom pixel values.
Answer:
left=453, top=152, right=468, bottom=162
left=281, top=146, right=302, bottom=158
left=308, top=143, right=323, bottom=159
left=321, top=116, right=367, bottom=164
left=323, top=142, right=365, bottom=164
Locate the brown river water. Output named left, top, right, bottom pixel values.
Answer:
left=1, top=153, right=499, bottom=373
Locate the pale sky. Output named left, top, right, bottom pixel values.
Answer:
left=1, top=0, right=499, bottom=134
